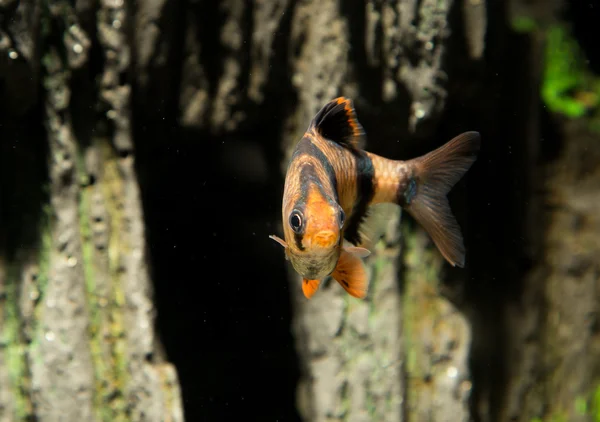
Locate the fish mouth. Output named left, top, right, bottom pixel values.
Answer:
left=310, top=230, right=338, bottom=248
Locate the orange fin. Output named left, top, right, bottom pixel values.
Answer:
left=404, top=131, right=481, bottom=268
left=302, top=279, right=321, bottom=299
left=331, top=250, right=369, bottom=299
left=309, top=97, right=365, bottom=148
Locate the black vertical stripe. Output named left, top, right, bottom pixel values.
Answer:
left=292, top=165, right=310, bottom=252
left=290, top=137, right=339, bottom=250
left=396, top=176, right=416, bottom=207
left=293, top=231, right=305, bottom=251
left=392, top=164, right=412, bottom=207
left=344, top=151, right=375, bottom=245
left=292, top=137, right=338, bottom=202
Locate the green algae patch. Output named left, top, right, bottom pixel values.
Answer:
left=541, top=25, right=600, bottom=128
left=401, top=223, right=444, bottom=408
left=575, top=395, right=588, bottom=416
left=2, top=262, right=32, bottom=420
left=78, top=177, right=108, bottom=422
left=99, top=142, right=130, bottom=420
left=0, top=201, right=53, bottom=421
left=590, top=384, right=600, bottom=422
left=511, top=16, right=538, bottom=33
left=531, top=385, right=600, bottom=422
left=512, top=15, right=600, bottom=129
left=530, top=415, right=567, bottom=422
left=77, top=139, right=131, bottom=422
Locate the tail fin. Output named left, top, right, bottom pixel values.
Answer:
left=404, top=131, right=480, bottom=267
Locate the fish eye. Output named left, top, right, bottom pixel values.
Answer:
left=289, top=210, right=303, bottom=233
left=339, top=209, right=345, bottom=228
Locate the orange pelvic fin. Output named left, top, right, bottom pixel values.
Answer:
left=331, top=249, right=369, bottom=299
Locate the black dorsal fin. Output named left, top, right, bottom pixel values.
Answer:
left=310, top=97, right=365, bottom=148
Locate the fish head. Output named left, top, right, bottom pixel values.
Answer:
left=281, top=184, right=345, bottom=280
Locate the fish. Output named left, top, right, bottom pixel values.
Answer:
left=269, top=97, right=480, bottom=299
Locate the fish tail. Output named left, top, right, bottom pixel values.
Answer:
left=402, top=131, right=480, bottom=267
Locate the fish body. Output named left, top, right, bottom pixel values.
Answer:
left=270, top=97, right=480, bottom=299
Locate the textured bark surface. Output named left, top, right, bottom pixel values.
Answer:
left=474, top=3, right=600, bottom=422
left=536, top=120, right=600, bottom=421
left=401, top=226, right=472, bottom=422
left=501, top=117, right=600, bottom=422
left=281, top=1, right=482, bottom=421
left=0, top=0, right=184, bottom=419
left=1, top=0, right=483, bottom=420
left=2, top=0, right=599, bottom=421
left=293, top=207, right=405, bottom=422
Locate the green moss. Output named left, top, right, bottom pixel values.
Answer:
left=529, top=383, right=600, bottom=422
left=365, top=386, right=376, bottom=418
left=512, top=16, right=600, bottom=129
left=549, top=414, right=567, bottom=422
left=39, top=0, right=132, bottom=418
left=511, top=16, right=538, bottom=33
left=3, top=262, right=31, bottom=420
left=400, top=223, right=445, bottom=414
left=530, top=416, right=567, bottom=422
left=591, top=384, right=600, bottom=422
left=79, top=178, right=108, bottom=422
left=401, top=225, right=419, bottom=413
left=575, top=395, right=588, bottom=416
left=1, top=198, right=53, bottom=420
left=531, top=390, right=600, bottom=422
left=99, top=141, right=130, bottom=421
left=542, top=25, right=600, bottom=122
left=77, top=140, right=131, bottom=422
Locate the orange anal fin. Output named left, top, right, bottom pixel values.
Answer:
left=331, top=250, right=369, bottom=299
left=302, top=279, right=321, bottom=299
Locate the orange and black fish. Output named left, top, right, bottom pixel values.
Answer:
left=270, top=97, right=480, bottom=300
